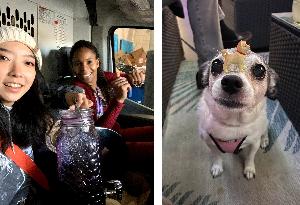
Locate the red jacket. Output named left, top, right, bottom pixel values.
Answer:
left=73, top=72, right=124, bottom=132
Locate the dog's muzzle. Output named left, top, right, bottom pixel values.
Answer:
left=221, top=75, right=243, bottom=95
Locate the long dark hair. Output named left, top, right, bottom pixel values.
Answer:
left=0, top=66, right=52, bottom=152
left=69, top=40, right=111, bottom=101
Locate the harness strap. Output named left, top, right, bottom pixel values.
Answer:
left=209, top=134, right=247, bottom=154
left=233, top=137, right=246, bottom=154
left=209, top=134, right=225, bottom=153
left=5, top=144, right=49, bottom=190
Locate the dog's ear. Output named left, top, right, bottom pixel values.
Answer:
left=266, top=67, right=279, bottom=100
left=196, top=61, right=210, bottom=89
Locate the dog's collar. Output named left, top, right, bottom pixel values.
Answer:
left=209, top=134, right=247, bottom=154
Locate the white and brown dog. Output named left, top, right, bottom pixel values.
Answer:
left=198, top=43, right=278, bottom=179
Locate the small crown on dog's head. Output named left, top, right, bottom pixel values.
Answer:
left=221, top=40, right=251, bottom=73
left=236, top=40, right=250, bottom=54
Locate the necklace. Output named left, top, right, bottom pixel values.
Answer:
left=94, top=87, right=105, bottom=118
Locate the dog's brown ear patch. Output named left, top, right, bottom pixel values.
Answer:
left=266, top=67, right=279, bottom=100
left=196, top=61, right=210, bottom=89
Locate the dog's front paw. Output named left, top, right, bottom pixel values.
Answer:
left=211, top=163, right=223, bottom=178
left=260, top=135, right=269, bottom=149
left=244, top=166, right=256, bottom=180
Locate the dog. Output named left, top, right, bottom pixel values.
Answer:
left=221, top=40, right=250, bottom=73
left=198, top=44, right=278, bottom=180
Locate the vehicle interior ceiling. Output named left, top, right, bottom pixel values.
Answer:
left=45, top=0, right=154, bottom=126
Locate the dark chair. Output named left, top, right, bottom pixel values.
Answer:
left=162, top=1, right=185, bottom=124
left=221, top=0, right=293, bottom=50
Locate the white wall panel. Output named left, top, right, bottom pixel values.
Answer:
left=0, top=0, right=38, bottom=40
left=0, top=0, right=90, bottom=82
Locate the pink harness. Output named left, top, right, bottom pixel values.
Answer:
left=209, top=134, right=246, bottom=154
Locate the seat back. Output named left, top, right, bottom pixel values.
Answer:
left=144, top=50, right=154, bottom=109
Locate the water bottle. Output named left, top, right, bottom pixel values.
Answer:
left=56, top=108, right=105, bottom=204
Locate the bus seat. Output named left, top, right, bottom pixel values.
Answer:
left=144, top=50, right=154, bottom=109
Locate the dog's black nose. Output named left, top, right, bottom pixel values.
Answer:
left=221, top=75, right=243, bottom=94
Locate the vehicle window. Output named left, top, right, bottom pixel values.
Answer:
left=111, top=27, right=154, bottom=108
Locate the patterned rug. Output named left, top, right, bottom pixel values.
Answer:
left=162, top=59, right=300, bottom=205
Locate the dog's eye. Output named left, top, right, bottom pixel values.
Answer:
left=252, top=64, right=266, bottom=80
left=211, top=59, right=223, bottom=76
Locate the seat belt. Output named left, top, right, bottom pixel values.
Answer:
left=5, top=144, right=49, bottom=190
